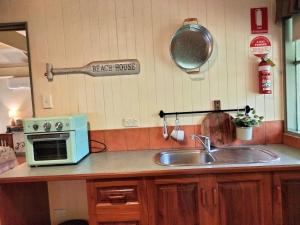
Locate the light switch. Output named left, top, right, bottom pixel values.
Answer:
left=42, top=94, right=53, bottom=109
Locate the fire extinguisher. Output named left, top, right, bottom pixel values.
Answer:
left=258, top=57, right=272, bottom=94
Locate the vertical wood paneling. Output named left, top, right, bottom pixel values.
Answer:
left=225, top=0, right=238, bottom=110
left=0, top=1, right=12, bottom=23
left=98, top=0, right=118, bottom=129
left=189, top=0, right=202, bottom=124
left=207, top=0, right=221, bottom=107
left=133, top=0, right=157, bottom=127
left=44, top=0, right=68, bottom=116
left=235, top=0, right=248, bottom=109
left=9, top=0, right=29, bottom=22
left=0, top=0, right=283, bottom=129
left=116, top=0, right=140, bottom=124
left=79, top=0, right=106, bottom=129
left=197, top=0, right=210, bottom=123
left=178, top=0, right=193, bottom=125
left=269, top=0, right=283, bottom=121
left=26, top=0, right=50, bottom=117
left=61, top=0, right=87, bottom=114
left=152, top=0, right=175, bottom=125
left=170, top=0, right=184, bottom=125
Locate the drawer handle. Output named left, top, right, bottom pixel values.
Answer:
left=275, top=185, right=281, bottom=204
left=108, top=194, right=127, bottom=202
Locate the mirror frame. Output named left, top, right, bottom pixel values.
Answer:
left=0, top=22, right=35, bottom=117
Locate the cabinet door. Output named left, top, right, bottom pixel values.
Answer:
left=273, top=172, right=300, bottom=225
left=87, top=180, right=147, bottom=225
left=0, top=182, right=50, bottom=225
left=214, top=173, right=272, bottom=225
left=147, top=177, right=203, bottom=225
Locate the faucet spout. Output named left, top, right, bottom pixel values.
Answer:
left=191, top=134, right=211, bottom=153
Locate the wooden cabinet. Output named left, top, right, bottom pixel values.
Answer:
left=86, top=172, right=300, bottom=225
left=147, top=177, right=202, bottom=225
left=214, top=173, right=273, bottom=225
left=273, top=172, right=300, bottom=225
left=87, top=179, right=147, bottom=225
left=0, top=182, right=50, bottom=225
left=146, top=173, right=272, bottom=225
left=98, top=222, right=139, bottom=225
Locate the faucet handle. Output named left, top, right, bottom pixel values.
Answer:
left=200, top=135, right=209, bottom=140
left=190, top=134, right=211, bottom=152
left=190, top=134, right=209, bottom=139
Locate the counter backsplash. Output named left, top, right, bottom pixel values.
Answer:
left=89, top=120, right=284, bottom=152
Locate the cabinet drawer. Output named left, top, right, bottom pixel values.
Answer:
left=97, top=186, right=138, bottom=204
left=87, top=179, right=147, bottom=224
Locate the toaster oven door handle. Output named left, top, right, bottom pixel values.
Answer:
left=27, top=133, right=70, bottom=141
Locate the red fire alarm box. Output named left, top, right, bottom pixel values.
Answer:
left=251, top=7, right=268, bottom=34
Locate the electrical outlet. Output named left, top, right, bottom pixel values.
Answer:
left=42, top=94, right=53, bottom=109
left=122, top=118, right=139, bottom=127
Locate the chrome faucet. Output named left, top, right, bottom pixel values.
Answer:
left=191, top=134, right=211, bottom=153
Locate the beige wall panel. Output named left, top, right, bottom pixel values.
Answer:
left=197, top=0, right=210, bottom=124
left=0, top=1, right=12, bottom=23
left=0, top=0, right=283, bottom=129
left=101, top=0, right=123, bottom=129
left=224, top=0, right=238, bottom=110
left=77, top=0, right=105, bottom=129
left=48, top=180, right=88, bottom=225
left=61, top=0, right=87, bottom=115
left=235, top=0, right=248, bottom=111
left=26, top=0, right=51, bottom=117
left=269, top=0, right=284, bottom=121
left=179, top=0, right=194, bottom=125
left=170, top=0, right=184, bottom=125
left=44, top=0, right=69, bottom=116
left=116, top=0, right=140, bottom=125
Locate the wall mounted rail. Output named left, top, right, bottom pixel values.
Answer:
left=159, top=105, right=252, bottom=118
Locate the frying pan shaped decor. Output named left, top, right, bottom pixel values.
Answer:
left=170, top=18, right=213, bottom=74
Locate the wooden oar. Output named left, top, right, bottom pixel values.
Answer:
left=45, top=59, right=140, bottom=81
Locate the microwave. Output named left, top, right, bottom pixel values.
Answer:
left=24, top=114, right=89, bottom=166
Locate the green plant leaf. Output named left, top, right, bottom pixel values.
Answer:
left=232, top=108, right=263, bottom=127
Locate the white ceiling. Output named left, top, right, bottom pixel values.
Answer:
left=0, top=30, right=28, bottom=67
left=0, top=43, right=27, bottom=67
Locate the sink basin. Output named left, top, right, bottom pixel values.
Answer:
left=210, top=146, right=279, bottom=164
left=154, top=150, right=215, bottom=166
left=154, top=146, right=279, bottom=166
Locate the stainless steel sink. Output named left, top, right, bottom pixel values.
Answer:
left=155, top=150, right=215, bottom=166
left=154, top=146, right=279, bottom=166
left=210, top=146, right=279, bottom=164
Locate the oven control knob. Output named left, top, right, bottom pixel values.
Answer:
left=43, top=122, right=51, bottom=131
left=32, top=124, right=39, bottom=131
left=55, top=122, right=63, bottom=131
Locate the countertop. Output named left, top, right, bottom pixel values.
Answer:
left=1, top=144, right=300, bottom=183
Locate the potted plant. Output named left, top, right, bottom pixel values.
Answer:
left=232, top=109, right=264, bottom=140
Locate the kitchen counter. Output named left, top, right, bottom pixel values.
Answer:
left=1, top=144, right=300, bottom=183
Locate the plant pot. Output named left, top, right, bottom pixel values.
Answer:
left=236, top=126, right=253, bottom=141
